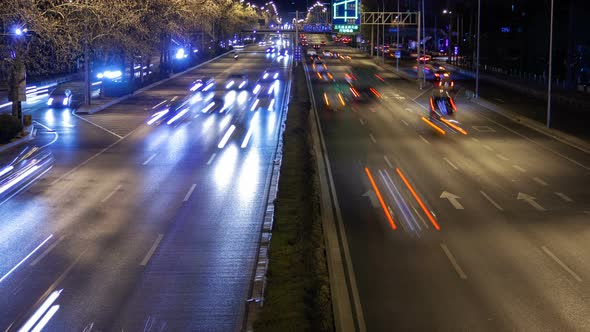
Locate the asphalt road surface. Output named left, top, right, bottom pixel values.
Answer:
left=0, top=45, right=291, bottom=331
left=307, top=38, right=590, bottom=331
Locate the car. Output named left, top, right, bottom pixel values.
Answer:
left=260, top=70, right=280, bottom=83
left=433, top=71, right=454, bottom=89
left=266, top=47, right=276, bottom=53
left=418, top=54, right=432, bottom=63
left=47, top=87, right=73, bottom=108
left=0, top=146, right=54, bottom=203
left=313, top=44, right=320, bottom=49
left=322, top=50, right=333, bottom=57
left=189, top=77, right=215, bottom=92
left=225, top=73, right=248, bottom=90
left=312, top=59, right=327, bottom=72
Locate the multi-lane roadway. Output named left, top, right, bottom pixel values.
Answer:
left=306, top=35, right=590, bottom=331
left=0, top=45, right=290, bottom=331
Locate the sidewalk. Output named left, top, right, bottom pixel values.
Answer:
left=444, top=62, right=590, bottom=111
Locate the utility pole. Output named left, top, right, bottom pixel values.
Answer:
left=382, top=0, right=385, bottom=64
left=475, top=0, right=481, bottom=98
left=396, top=0, right=400, bottom=71
left=417, top=7, right=422, bottom=89
left=547, top=0, right=554, bottom=128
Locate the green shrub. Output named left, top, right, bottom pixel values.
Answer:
left=0, top=114, right=23, bottom=144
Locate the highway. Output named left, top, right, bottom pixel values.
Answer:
left=306, top=35, right=590, bottom=331
left=0, top=45, right=290, bottom=331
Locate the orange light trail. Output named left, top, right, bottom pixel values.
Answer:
left=323, top=92, right=330, bottom=107
left=374, top=74, right=385, bottom=82
left=365, top=167, right=397, bottom=230
left=369, top=88, right=382, bottom=98
left=421, top=116, right=446, bottom=135
left=350, top=87, right=360, bottom=98
left=449, top=97, right=457, bottom=111
left=429, top=97, right=435, bottom=111
left=395, top=168, right=440, bottom=230
left=338, top=93, right=346, bottom=106
left=440, top=118, right=468, bottom=135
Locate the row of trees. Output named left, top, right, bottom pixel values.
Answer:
left=0, top=0, right=269, bottom=107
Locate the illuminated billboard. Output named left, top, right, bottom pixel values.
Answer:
left=333, top=0, right=360, bottom=33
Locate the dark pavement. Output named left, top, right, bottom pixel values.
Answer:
left=0, top=47, right=291, bottom=331
left=308, top=39, right=590, bottom=331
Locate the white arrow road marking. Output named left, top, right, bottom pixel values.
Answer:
left=517, top=192, right=546, bottom=211
left=480, top=191, right=504, bottom=211
left=541, top=246, right=582, bottom=282
left=533, top=177, right=548, bottom=186
left=440, top=191, right=464, bottom=209
left=441, top=243, right=467, bottom=279
left=554, top=192, right=573, bottom=202
left=362, top=190, right=380, bottom=208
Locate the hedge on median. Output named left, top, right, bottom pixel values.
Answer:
left=0, top=114, right=23, bottom=144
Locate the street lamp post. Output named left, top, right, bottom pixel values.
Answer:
left=396, top=0, right=400, bottom=71
left=3, top=27, right=28, bottom=125
left=475, top=0, right=481, bottom=98
left=547, top=0, right=554, bottom=128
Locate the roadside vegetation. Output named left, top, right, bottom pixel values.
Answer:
left=0, top=113, right=23, bottom=144
left=254, top=65, right=333, bottom=331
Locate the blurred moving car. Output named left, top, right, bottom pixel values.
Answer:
left=47, top=87, right=73, bottom=108
left=0, top=146, right=54, bottom=204
left=189, top=77, right=215, bottom=92
left=225, top=73, right=249, bottom=90
left=433, top=70, right=454, bottom=89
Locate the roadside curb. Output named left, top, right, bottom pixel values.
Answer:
left=0, top=124, right=36, bottom=153
left=304, top=59, right=364, bottom=332
left=74, top=50, right=233, bottom=115
left=470, top=97, right=590, bottom=154
left=242, top=58, right=294, bottom=331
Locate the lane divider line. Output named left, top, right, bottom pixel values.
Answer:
left=418, top=135, right=431, bottom=145
left=142, top=153, right=157, bottom=165
left=496, top=154, right=510, bottom=161
left=101, top=184, right=122, bottom=203
left=206, top=153, right=217, bottom=165
left=183, top=184, right=197, bottom=202
left=30, top=235, right=65, bottom=267
left=396, top=168, right=440, bottom=230
left=401, top=120, right=409, bottom=126
left=443, top=157, right=459, bottom=170
left=480, top=191, right=504, bottom=211
left=533, top=177, right=548, bottom=186
left=383, top=155, right=394, bottom=169
left=541, top=246, right=582, bottom=282
left=364, top=168, right=397, bottom=230
left=554, top=192, right=573, bottom=202
left=369, top=134, right=377, bottom=144
left=441, top=243, right=468, bottom=279
left=512, top=165, right=527, bottom=173
left=0, top=235, right=53, bottom=284
left=140, top=234, right=164, bottom=266
left=482, top=144, right=494, bottom=152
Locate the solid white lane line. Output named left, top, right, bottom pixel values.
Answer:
left=480, top=191, right=504, bottom=211
left=359, top=118, right=365, bottom=126
left=512, top=165, right=527, bottom=172
left=496, top=154, right=510, bottom=161
left=101, top=185, right=122, bottom=203
left=369, top=134, right=377, bottom=144
left=30, top=236, right=65, bottom=266
left=0, top=235, right=53, bottom=283
left=206, top=153, right=217, bottom=165
left=541, top=246, right=582, bottom=282
left=142, top=153, right=157, bottom=165
left=555, top=192, right=573, bottom=202
left=140, top=234, right=164, bottom=266
left=401, top=120, right=409, bottom=126
left=443, top=157, right=459, bottom=170
left=419, top=135, right=430, bottom=145
left=183, top=184, right=197, bottom=202
left=482, top=144, right=494, bottom=152
left=383, top=156, right=394, bottom=169
left=72, top=112, right=123, bottom=139
left=441, top=243, right=467, bottom=279
left=533, top=177, right=548, bottom=186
